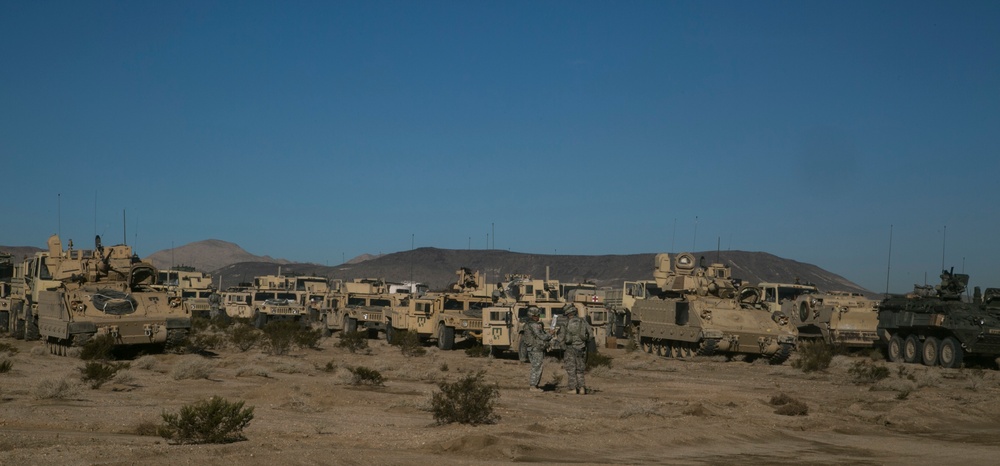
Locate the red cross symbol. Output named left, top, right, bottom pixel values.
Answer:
left=591, top=295, right=599, bottom=302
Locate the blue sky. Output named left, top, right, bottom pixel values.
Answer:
left=2, top=1, right=998, bottom=293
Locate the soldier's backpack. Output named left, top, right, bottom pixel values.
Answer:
left=564, top=318, right=586, bottom=346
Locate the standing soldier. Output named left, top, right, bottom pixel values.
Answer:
left=208, top=286, right=223, bottom=320
left=524, top=306, right=551, bottom=392
left=558, top=304, right=591, bottom=395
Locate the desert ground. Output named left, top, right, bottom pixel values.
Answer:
left=2, top=328, right=1000, bottom=466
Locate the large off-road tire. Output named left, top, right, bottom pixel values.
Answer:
left=385, top=322, right=396, bottom=344
left=24, top=304, right=39, bottom=341
left=345, top=317, right=358, bottom=333
left=321, top=316, right=332, bottom=337
left=903, top=334, right=922, bottom=364
left=437, top=324, right=455, bottom=350
left=0, top=310, right=8, bottom=333
left=939, top=336, right=964, bottom=368
left=768, top=343, right=794, bottom=365
left=921, top=336, right=940, bottom=366
left=490, top=345, right=504, bottom=358
left=887, top=334, right=905, bottom=362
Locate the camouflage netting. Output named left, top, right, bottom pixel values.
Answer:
left=91, top=289, right=138, bottom=315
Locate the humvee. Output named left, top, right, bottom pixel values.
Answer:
left=383, top=268, right=492, bottom=349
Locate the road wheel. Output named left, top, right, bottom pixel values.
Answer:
left=921, top=336, right=940, bottom=366
left=698, top=338, right=719, bottom=356
left=437, top=324, right=455, bottom=350
left=903, top=334, right=922, bottom=364
left=939, top=336, right=964, bottom=368
left=887, top=334, right=905, bottom=362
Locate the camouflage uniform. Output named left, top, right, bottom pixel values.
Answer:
left=523, top=308, right=551, bottom=390
left=558, top=306, right=591, bottom=394
left=208, top=291, right=223, bottom=319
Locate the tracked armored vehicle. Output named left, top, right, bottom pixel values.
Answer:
left=7, top=235, right=190, bottom=352
left=628, top=252, right=797, bottom=364
left=879, top=268, right=1000, bottom=368
left=759, top=282, right=879, bottom=347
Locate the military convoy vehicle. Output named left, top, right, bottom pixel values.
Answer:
left=879, top=268, right=1000, bottom=368
left=0, top=252, right=12, bottom=332
left=384, top=268, right=492, bottom=349
left=221, top=284, right=254, bottom=319
left=316, top=278, right=394, bottom=337
left=246, top=274, right=308, bottom=328
left=627, top=252, right=797, bottom=364
left=5, top=235, right=190, bottom=352
left=759, top=282, right=879, bottom=347
left=482, top=270, right=574, bottom=358
left=155, top=269, right=215, bottom=318
left=290, top=275, right=333, bottom=323
left=563, top=285, right=610, bottom=350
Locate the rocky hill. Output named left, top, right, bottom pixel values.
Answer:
left=144, top=239, right=291, bottom=273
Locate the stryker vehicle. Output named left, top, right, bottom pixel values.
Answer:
left=482, top=269, right=573, bottom=358
left=248, top=275, right=307, bottom=328
left=759, top=282, right=879, bottom=347
left=384, top=268, right=492, bottom=349
left=7, top=235, right=190, bottom=352
left=627, top=252, right=797, bottom=364
left=879, top=268, right=1000, bottom=368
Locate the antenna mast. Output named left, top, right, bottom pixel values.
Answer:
left=123, top=209, right=127, bottom=246
left=885, top=224, right=893, bottom=296
left=941, top=225, right=946, bottom=272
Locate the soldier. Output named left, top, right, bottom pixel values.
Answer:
left=558, top=303, right=591, bottom=395
left=208, top=286, right=223, bottom=320
left=523, top=306, right=551, bottom=392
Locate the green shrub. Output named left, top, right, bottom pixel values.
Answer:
left=80, top=361, right=130, bottom=389
left=347, top=366, right=384, bottom=386
left=0, top=358, right=12, bottom=373
left=464, top=343, right=490, bottom=358
left=323, top=360, right=336, bottom=373
left=586, top=350, right=613, bottom=369
left=431, top=371, right=500, bottom=425
left=848, top=360, right=890, bottom=384
left=338, top=331, right=369, bottom=354
left=394, top=330, right=426, bottom=357
left=229, top=324, right=263, bottom=352
left=294, top=327, right=323, bottom=350
left=624, top=338, right=639, bottom=353
left=262, top=321, right=300, bottom=355
left=158, top=396, right=254, bottom=444
left=80, top=334, right=116, bottom=361
left=769, top=392, right=808, bottom=416
left=791, top=341, right=833, bottom=372
left=439, top=362, right=449, bottom=372
left=187, top=333, right=226, bottom=353
left=0, top=342, right=18, bottom=354
left=190, top=317, right=211, bottom=332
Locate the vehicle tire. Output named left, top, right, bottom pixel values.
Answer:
left=798, top=301, right=810, bottom=323
left=939, top=336, right=964, bottom=368
left=321, top=316, right=332, bottom=337
left=11, top=300, right=25, bottom=339
left=437, top=324, right=455, bottom=350
left=903, top=334, right=922, bottom=364
left=25, top=305, right=39, bottom=341
left=887, top=334, right=905, bottom=362
left=385, top=322, right=395, bottom=344
left=253, top=310, right=267, bottom=329
left=0, top=310, right=8, bottom=332
left=490, top=345, right=504, bottom=358
left=921, top=336, right=940, bottom=366
left=345, top=317, right=358, bottom=333
left=769, top=343, right=793, bottom=365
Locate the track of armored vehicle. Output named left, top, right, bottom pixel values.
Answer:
left=879, top=268, right=1000, bottom=368
left=628, top=253, right=798, bottom=364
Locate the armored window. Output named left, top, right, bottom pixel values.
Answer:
left=371, top=299, right=391, bottom=307
left=38, top=257, right=52, bottom=280
left=444, top=298, right=463, bottom=311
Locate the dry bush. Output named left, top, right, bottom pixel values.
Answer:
left=30, top=345, right=46, bottom=356
left=235, top=365, right=270, bottom=378
left=393, top=330, right=426, bottom=357
left=33, top=377, right=81, bottom=400
left=848, top=360, right=890, bottom=384
left=769, top=393, right=809, bottom=416
left=271, top=360, right=310, bottom=374
left=0, top=357, right=12, bottom=374
left=133, top=420, right=160, bottom=436
left=619, top=401, right=662, bottom=419
left=0, top=342, right=18, bottom=354
left=171, top=356, right=214, bottom=380
left=229, top=324, right=263, bottom=352
left=464, top=343, right=490, bottom=358
left=347, top=366, right=385, bottom=386
left=133, top=355, right=158, bottom=370
left=791, top=341, right=833, bottom=372
left=431, top=371, right=500, bottom=425
left=80, top=334, right=116, bottom=361
left=80, top=361, right=130, bottom=389
left=338, top=331, right=369, bottom=354
left=158, top=396, right=254, bottom=444
left=586, top=351, right=613, bottom=369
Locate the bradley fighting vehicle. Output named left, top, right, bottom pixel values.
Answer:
left=758, top=282, right=879, bottom=348
left=6, top=235, right=190, bottom=352
left=880, top=268, right=1000, bottom=368
left=628, top=252, right=797, bottom=364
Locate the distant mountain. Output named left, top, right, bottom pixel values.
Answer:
left=145, top=239, right=290, bottom=273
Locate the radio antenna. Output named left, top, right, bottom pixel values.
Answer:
left=58, top=193, right=61, bottom=238
left=884, top=224, right=893, bottom=296
left=941, top=225, right=947, bottom=272
left=123, top=209, right=127, bottom=246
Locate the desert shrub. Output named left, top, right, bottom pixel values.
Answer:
left=464, top=343, right=490, bottom=358
left=848, top=360, right=890, bottom=384
left=394, top=330, right=426, bottom=357
left=586, top=351, right=613, bottom=369
left=80, top=334, right=116, bottom=361
left=133, top=355, right=158, bottom=370
left=235, top=365, right=270, bottom=378
left=294, top=327, right=323, bottom=350
left=769, top=393, right=808, bottom=416
left=0, top=342, right=18, bottom=354
left=80, top=361, right=130, bottom=389
left=33, top=377, right=81, bottom=400
left=791, top=341, right=833, bottom=372
left=158, top=396, right=254, bottom=444
left=624, top=338, right=639, bottom=353
left=229, top=324, right=263, bottom=352
left=262, top=321, right=299, bottom=355
left=440, top=362, right=449, bottom=372
left=187, top=333, right=226, bottom=353
left=323, top=360, right=336, bottom=373
left=171, top=357, right=214, bottom=380
left=133, top=420, right=160, bottom=436
left=347, top=366, right=384, bottom=386
left=431, top=371, right=500, bottom=425
left=338, top=331, right=369, bottom=354
left=190, top=317, right=211, bottom=332
left=0, top=358, right=12, bottom=373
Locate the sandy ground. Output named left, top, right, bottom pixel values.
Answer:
left=2, top=330, right=1000, bottom=466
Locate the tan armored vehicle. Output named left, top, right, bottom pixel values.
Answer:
left=0, top=251, right=12, bottom=332
left=628, top=252, right=797, bottom=364
left=562, top=284, right=610, bottom=350
left=482, top=270, right=572, bottom=358
left=317, top=278, right=394, bottom=337
left=7, top=235, right=190, bottom=352
left=221, top=283, right=254, bottom=319
left=247, top=275, right=307, bottom=328
left=759, top=282, right=879, bottom=347
left=384, top=268, right=492, bottom=349
left=155, top=269, right=215, bottom=318
left=289, top=275, right=333, bottom=323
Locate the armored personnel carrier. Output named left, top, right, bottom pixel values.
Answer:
left=628, top=252, right=797, bottom=364
left=759, top=282, right=879, bottom=347
left=879, top=268, right=1000, bottom=368
left=7, top=235, right=190, bottom=352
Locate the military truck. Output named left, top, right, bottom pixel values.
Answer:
left=316, top=278, right=394, bottom=337
left=288, top=275, right=333, bottom=324
left=759, top=282, right=880, bottom=348
left=384, top=268, right=492, bottom=349
left=248, top=275, right=307, bottom=328
left=628, top=252, right=797, bottom=364
left=879, top=268, right=1000, bottom=368
left=221, top=283, right=254, bottom=319
left=155, top=269, right=215, bottom=318
left=482, top=271, right=571, bottom=358
left=6, top=235, right=190, bottom=352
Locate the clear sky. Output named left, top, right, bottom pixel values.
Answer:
left=2, top=1, right=998, bottom=294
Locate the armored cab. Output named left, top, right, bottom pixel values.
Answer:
left=315, top=278, right=395, bottom=337
left=156, top=269, right=215, bottom=318
left=879, top=268, right=1000, bottom=368
left=629, top=252, right=797, bottom=364
left=7, top=235, right=190, bottom=352
left=247, top=275, right=307, bottom=328
left=385, top=268, right=491, bottom=349
left=759, top=282, right=879, bottom=347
